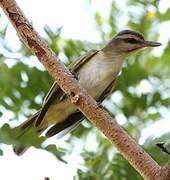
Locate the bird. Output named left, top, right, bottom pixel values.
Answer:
left=13, top=29, right=161, bottom=155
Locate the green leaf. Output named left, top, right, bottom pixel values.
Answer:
left=148, top=112, right=161, bottom=121
left=44, top=145, right=67, bottom=163
left=95, top=12, right=103, bottom=26
left=0, top=149, right=3, bottom=156
left=158, top=9, right=170, bottom=21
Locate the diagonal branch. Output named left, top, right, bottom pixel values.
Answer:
left=0, top=0, right=168, bottom=179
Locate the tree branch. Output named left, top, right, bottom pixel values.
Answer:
left=0, top=0, right=168, bottom=179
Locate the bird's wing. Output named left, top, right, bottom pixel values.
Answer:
left=35, top=50, right=99, bottom=127
left=69, top=50, right=99, bottom=71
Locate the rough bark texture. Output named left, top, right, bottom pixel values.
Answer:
left=0, top=0, right=169, bottom=179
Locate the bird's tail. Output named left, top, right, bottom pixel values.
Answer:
left=13, top=110, right=45, bottom=156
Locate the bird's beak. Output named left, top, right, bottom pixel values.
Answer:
left=143, top=40, right=162, bottom=47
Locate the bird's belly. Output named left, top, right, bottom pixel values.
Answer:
left=44, top=98, right=77, bottom=126
left=78, top=65, right=113, bottom=99
left=80, top=76, right=108, bottom=98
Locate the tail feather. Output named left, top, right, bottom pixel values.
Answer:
left=13, top=111, right=42, bottom=156
left=13, top=145, right=28, bottom=156
left=13, top=111, right=84, bottom=156
left=19, top=111, right=40, bottom=129
left=46, top=112, right=84, bottom=137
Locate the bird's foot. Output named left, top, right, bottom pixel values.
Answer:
left=70, top=70, right=78, bottom=80
left=97, top=101, right=103, bottom=108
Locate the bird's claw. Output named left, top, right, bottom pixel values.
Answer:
left=97, top=101, right=103, bottom=108
left=70, top=70, right=78, bottom=80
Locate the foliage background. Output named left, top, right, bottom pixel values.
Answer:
left=0, top=0, right=170, bottom=179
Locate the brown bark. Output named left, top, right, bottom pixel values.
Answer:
left=0, top=0, right=169, bottom=179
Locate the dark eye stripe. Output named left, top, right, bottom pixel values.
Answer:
left=123, top=38, right=141, bottom=44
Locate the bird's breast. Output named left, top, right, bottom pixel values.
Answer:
left=77, top=56, right=117, bottom=99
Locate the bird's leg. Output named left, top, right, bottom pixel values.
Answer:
left=97, top=101, right=103, bottom=108
left=97, top=101, right=115, bottom=119
left=70, top=70, right=78, bottom=80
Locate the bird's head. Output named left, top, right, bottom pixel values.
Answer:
left=103, top=30, right=161, bottom=54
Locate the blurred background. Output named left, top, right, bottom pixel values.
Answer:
left=0, top=0, right=170, bottom=179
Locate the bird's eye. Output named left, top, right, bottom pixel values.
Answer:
left=124, top=38, right=139, bottom=44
